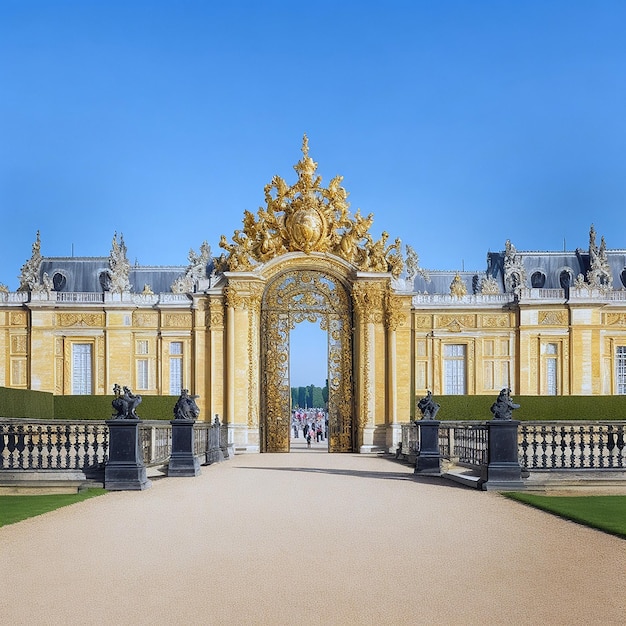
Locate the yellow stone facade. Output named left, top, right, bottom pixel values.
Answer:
left=2, top=139, right=626, bottom=453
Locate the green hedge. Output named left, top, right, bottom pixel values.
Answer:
left=54, top=395, right=179, bottom=421
left=423, top=395, right=626, bottom=421
left=0, top=387, right=55, bottom=419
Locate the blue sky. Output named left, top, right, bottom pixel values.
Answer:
left=2, top=1, right=626, bottom=386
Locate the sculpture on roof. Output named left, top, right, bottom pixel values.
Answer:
left=480, top=274, right=500, bottom=295
left=586, top=224, right=612, bottom=290
left=172, top=241, right=212, bottom=293
left=219, top=135, right=403, bottom=277
left=18, top=231, right=44, bottom=292
left=450, top=272, right=467, bottom=297
left=405, top=244, right=430, bottom=284
left=503, top=239, right=526, bottom=295
left=108, top=233, right=131, bottom=293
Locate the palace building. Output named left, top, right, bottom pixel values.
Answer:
left=2, top=137, right=626, bottom=453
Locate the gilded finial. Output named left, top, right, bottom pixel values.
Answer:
left=302, top=134, right=309, bottom=158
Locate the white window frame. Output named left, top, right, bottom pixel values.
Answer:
left=443, top=344, right=466, bottom=395
left=616, top=346, right=626, bottom=395
left=72, top=343, right=93, bottom=395
left=136, top=359, right=149, bottom=390
left=169, top=342, right=183, bottom=395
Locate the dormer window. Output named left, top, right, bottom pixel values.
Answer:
left=531, top=271, right=546, bottom=288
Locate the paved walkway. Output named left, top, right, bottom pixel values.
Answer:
left=1, top=450, right=625, bottom=625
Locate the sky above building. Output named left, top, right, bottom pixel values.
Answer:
left=2, top=1, right=626, bottom=386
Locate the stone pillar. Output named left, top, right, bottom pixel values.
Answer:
left=414, top=420, right=441, bottom=474
left=168, top=420, right=201, bottom=477
left=480, top=420, right=524, bottom=490
left=105, top=419, right=151, bottom=490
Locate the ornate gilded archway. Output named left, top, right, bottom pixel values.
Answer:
left=260, top=270, right=354, bottom=452
left=261, top=269, right=353, bottom=452
left=217, top=135, right=408, bottom=454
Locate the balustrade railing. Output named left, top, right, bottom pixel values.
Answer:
left=0, top=419, right=108, bottom=475
left=401, top=420, right=626, bottom=473
left=519, top=422, right=626, bottom=470
left=1, top=418, right=229, bottom=482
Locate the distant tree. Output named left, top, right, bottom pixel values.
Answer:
left=298, top=386, right=307, bottom=408
left=311, top=386, right=324, bottom=407
left=322, top=379, right=329, bottom=405
left=291, top=387, right=298, bottom=408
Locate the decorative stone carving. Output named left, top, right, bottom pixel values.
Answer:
left=219, top=135, right=403, bottom=277
left=490, top=388, right=520, bottom=420
left=111, top=384, right=142, bottom=419
left=481, top=314, right=510, bottom=328
left=405, top=244, right=430, bottom=283
left=385, top=292, right=406, bottom=331
left=417, top=390, right=440, bottom=420
left=352, top=281, right=385, bottom=323
left=539, top=311, right=567, bottom=326
left=503, top=239, right=527, bottom=294
left=171, top=241, right=212, bottom=293
left=436, top=315, right=475, bottom=329
left=108, top=233, right=131, bottom=294
left=133, top=312, right=158, bottom=327
left=57, top=313, right=105, bottom=327
left=162, top=313, right=191, bottom=328
left=586, top=225, right=612, bottom=290
left=480, top=275, right=500, bottom=295
left=450, top=273, right=467, bottom=297
left=173, top=389, right=200, bottom=420
left=605, top=313, right=626, bottom=326
left=10, top=312, right=27, bottom=326
left=18, top=231, right=45, bottom=293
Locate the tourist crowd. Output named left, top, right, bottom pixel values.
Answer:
left=291, top=409, right=328, bottom=447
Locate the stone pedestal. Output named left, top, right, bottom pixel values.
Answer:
left=168, top=420, right=201, bottom=477
left=415, top=420, right=441, bottom=474
left=105, top=419, right=151, bottom=490
left=480, top=419, right=525, bottom=491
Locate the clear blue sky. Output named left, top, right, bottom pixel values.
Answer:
left=2, top=1, right=626, bottom=386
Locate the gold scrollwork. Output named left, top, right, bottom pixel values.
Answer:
left=57, top=313, right=104, bottom=327
left=539, top=310, right=567, bottom=326
left=219, top=135, right=403, bottom=277
left=261, top=270, right=353, bottom=452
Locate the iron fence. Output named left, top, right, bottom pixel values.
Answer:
left=401, top=420, right=626, bottom=472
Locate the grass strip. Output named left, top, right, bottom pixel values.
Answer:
left=0, top=489, right=107, bottom=527
left=502, top=493, right=626, bottom=539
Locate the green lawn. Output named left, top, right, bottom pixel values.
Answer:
left=503, top=493, right=626, bottom=539
left=0, top=489, right=108, bottom=527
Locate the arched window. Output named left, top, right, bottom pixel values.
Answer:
left=531, top=271, right=546, bottom=288
left=99, top=271, right=112, bottom=291
left=52, top=272, right=66, bottom=291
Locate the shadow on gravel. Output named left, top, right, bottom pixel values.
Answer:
left=235, top=465, right=470, bottom=488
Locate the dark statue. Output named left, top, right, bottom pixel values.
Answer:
left=417, top=390, right=440, bottom=420
left=111, top=384, right=142, bottom=419
left=173, top=389, right=200, bottom=420
left=490, top=388, right=520, bottom=420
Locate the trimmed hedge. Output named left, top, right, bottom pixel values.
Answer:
left=2, top=386, right=626, bottom=422
left=425, top=395, right=626, bottom=421
left=0, top=387, right=55, bottom=419
left=54, top=395, right=179, bottom=421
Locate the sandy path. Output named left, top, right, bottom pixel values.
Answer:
left=1, top=451, right=624, bottom=625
